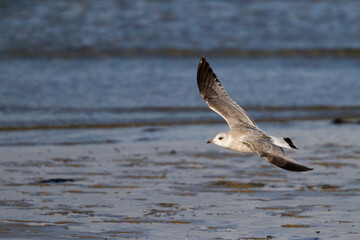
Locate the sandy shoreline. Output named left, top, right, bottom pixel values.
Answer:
left=0, top=121, right=359, bottom=239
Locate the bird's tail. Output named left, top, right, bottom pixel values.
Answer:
left=271, top=136, right=298, bottom=150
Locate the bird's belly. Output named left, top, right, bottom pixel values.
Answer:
left=228, top=142, right=254, bottom=153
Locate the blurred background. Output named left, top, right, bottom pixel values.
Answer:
left=1, top=0, right=360, bottom=141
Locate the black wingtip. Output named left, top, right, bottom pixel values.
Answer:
left=281, top=161, right=313, bottom=172
left=197, top=56, right=216, bottom=93
left=200, top=56, right=206, bottom=63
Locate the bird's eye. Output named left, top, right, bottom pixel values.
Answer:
left=219, top=137, right=223, bottom=140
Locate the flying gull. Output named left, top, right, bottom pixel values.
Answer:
left=197, top=57, right=313, bottom=172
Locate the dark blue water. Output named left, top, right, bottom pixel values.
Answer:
left=2, top=0, right=360, bottom=52
left=1, top=57, right=360, bottom=130
left=1, top=0, right=360, bottom=130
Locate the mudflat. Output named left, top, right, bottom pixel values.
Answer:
left=0, top=121, right=359, bottom=239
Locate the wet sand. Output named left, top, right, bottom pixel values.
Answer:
left=0, top=120, right=359, bottom=239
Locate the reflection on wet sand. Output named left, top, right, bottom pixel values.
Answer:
left=0, top=121, right=359, bottom=239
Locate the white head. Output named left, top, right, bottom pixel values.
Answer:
left=207, top=132, right=231, bottom=148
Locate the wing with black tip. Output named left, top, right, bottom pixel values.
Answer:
left=197, top=57, right=257, bottom=129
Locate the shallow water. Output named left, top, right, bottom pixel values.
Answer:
left=0, top=121, right=359, bottom=239
left=1, top=57, right=360, bottom=132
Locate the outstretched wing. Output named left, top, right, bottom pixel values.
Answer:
left=259, top=151, right=312, bottom=172
left=243, top=137, right=313, bottom=172
left=197, top=57, right=257, bottom=129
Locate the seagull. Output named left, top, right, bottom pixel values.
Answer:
left=197, top=57, right=313, bottom=172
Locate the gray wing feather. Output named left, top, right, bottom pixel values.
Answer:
left=243, top=137, right=313, bottom=172
left=197, top=57, right=257, bottom=129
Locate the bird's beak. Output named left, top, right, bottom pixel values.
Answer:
left=207, top=139, right=213, bottom=144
